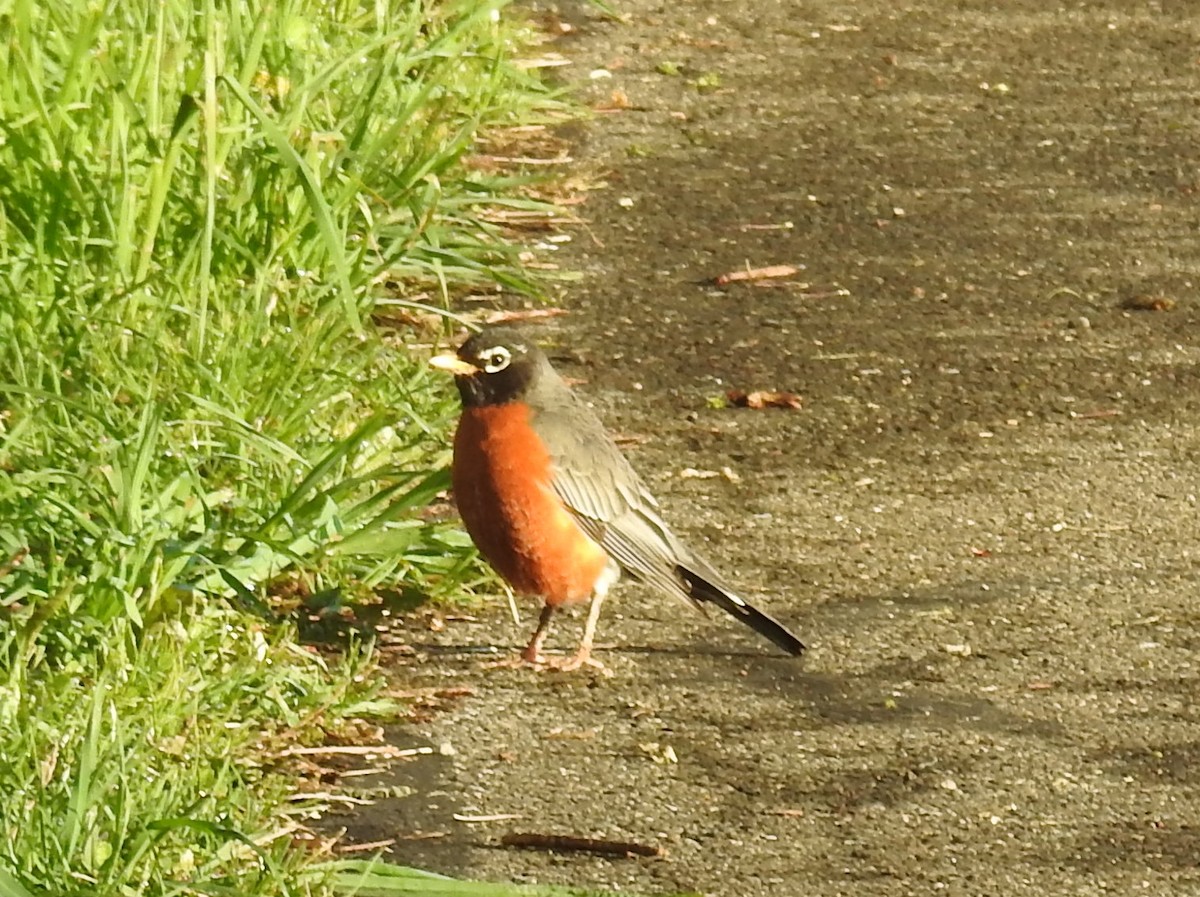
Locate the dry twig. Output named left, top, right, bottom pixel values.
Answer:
left=500, top=832, right=664, bottom=858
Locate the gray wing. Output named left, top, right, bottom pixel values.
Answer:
left=530, top=382, right=806, bottom=656
left=531, top=390, right=712, bottom=606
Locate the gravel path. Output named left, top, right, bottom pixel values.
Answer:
left=328, top=3, right=1200, bottom=894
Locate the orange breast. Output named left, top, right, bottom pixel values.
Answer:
left=452, top=403, right=610, bottom=606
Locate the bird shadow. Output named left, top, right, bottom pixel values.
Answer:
left=405, top=639, right=796, bottom=662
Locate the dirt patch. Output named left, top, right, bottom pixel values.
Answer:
left=321, top=2, right=1200, bottom=894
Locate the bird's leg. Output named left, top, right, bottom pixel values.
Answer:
left=552, top=590, right=611, bottom=674
left=521, top=604, right=556, bottom=664
left=481, top=603, right=554, bottom=669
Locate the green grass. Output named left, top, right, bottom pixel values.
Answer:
left=0, top=0, right=578, bottom=893
left=324, top=861, right=692, bottom=896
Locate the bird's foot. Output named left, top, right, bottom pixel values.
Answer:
left=543, top=648, right=612, bottom=677
left=481, top=648, right=611, bottom=676
left=479, top=641, right=551, bottom=670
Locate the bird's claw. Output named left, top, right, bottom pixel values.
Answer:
left=545, top=650, right=612, bottom=676
left=481, top=649, right=611, bottom=676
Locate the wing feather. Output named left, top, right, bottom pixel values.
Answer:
left=530, top=391, right=704, bottom=605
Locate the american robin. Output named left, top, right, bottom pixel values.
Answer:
left=430, top=327, right=805, bottom=670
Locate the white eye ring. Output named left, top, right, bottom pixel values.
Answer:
left=480, top=345, right=512, bottom=374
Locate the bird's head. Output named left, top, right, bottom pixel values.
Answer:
left=429, top=327, right=550, bottom=407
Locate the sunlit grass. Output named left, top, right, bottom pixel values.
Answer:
left=0, top=607, right=379, bottom=895
left=325, top=859, right=684, bottom=896
left=0, top=0, right=575, bottom=893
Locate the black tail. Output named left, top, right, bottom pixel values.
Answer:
left=678, top=566, right=805, bottom=656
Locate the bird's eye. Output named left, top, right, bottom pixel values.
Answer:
left=480, top=346, right=512, bottom=374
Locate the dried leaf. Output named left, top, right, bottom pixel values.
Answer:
left=514, top=53, right=571, bottom=70
left=679, top=467, right=741, bottom=482
left=338, top=838, right=398, bottom=853
left=453, top=813, right=523, bottom=823
left=714, top=264, right=800, bottom=285
left=596, top=88, right=632, bottom=111
left=1120, top=294, right=1176, bottom=311
left=726, top=389, right=803, bottom=410
left=501, top=832, right=664, bottom=858
left=485, top=308, right=569, bottom=324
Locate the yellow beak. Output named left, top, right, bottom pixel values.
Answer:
left=429, top=354, right=479, bottom=377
